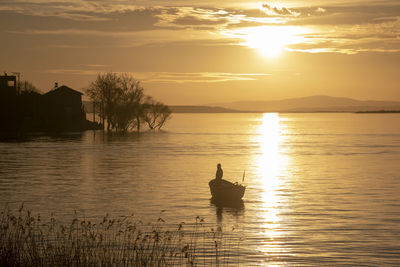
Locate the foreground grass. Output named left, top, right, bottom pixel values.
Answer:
left=0, top=205, right=241, bottom=266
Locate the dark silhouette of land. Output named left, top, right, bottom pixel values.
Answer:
left=211, top=95, right=400, bottom=113
left=168, top=105, right=250, bottom=113
left=1, top=72, right=172, bottom=138
left=120, top=95, right=400, bottom=114
left=356, top=110, right=400, bottom=113
left=84, top=102, right=249, bottom=114
left=0, top=75, right=101, bottom=138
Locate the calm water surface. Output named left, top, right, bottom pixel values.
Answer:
left=1, top=113, right=400, bottom=266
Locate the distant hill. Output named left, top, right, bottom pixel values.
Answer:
left=83, top=101, right=247, bottom=113
left=84, top=96, right=400, bottom=114
left=211, top=95, right=400, bottom=112
left=169, top=105, right=248, bottom=113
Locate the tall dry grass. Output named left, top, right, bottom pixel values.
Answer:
left=0, top=204, right=242, bottom=266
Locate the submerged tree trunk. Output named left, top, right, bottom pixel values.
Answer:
left=92, top=102, right=96, bottom=123
left=101, top=103, right=105, bottom=130
left=136, top=115, right=141, bottom=132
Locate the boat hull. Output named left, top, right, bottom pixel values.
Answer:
left=209, top=179, right=245, bottom=201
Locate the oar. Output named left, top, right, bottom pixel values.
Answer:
left=242, top=170, right=245, bottom=182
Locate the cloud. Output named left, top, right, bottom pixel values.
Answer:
left=288, top=17, right=400, bottom=54
left=0, top=7, right=162, bottom=33
left=154, top=7, right=238, bottom=29
left=139, top=72, right=270, bottom=83
left=261, top=4, right=300, bottom=17
left=2, top=0, right=400, bottom=56
left=44, top=69, right=270, bottom=83
left=45, top=69, right=98, bottom=75
left=9, top=27, right=226, bottom=48
left=173, top=15, right=228, bottom=25
left=0, top=0, right=140, bottom=17
left=289, top=3, right=400, bottom=26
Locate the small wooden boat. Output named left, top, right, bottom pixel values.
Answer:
left=209, top=179, right=246, bottom=201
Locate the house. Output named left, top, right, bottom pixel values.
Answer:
left=1, top=78, right=102, bottom=135
left=0, top=74, right=17, bottom=93
left=0, top=74, right=18, bottom=132
left=42, top=83, right=87, bottom=130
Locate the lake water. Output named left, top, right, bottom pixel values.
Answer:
left=1, top=113, right=400, bottom=265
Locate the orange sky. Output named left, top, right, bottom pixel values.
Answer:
left=1, top=0, right=400, bottom=104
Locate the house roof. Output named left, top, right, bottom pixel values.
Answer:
left=44, top=85, right=83, bottom=96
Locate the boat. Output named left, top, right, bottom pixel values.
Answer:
left=209, top=179, right=246, bottom=201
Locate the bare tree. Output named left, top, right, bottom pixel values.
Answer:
left=86, top=72, right=117, bottom=130
left=17, top=80, right=39, bottom=95
left=86, top=72, right=144, bottom=132
left=142, top=97, right=172, bottom=130
left=87, top=72, right=172, bottom=133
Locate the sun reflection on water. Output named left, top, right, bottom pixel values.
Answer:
left=256, top=113, right=289, bottom=245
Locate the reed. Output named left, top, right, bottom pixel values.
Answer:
left=0, top=204, right=242, bottom=266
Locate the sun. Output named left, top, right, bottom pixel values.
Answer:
left=233, top=26, right=307, bottom=58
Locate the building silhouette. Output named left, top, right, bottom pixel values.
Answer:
left=0, top=74, right=17, bottom=93
left=42, top=83, right=87, bottom=130
left=0, top=74, right=18, bottom=132
left=0, top=77, right=101, bottom=136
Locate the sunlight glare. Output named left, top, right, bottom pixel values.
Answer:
left=235, top=26, right=307, bottom=58
left=256, top=113, right=289, bottom=241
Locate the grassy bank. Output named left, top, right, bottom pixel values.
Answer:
left=0, top=205, right=241, bottom=266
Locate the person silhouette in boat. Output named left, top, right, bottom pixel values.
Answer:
left=216, top=163, right=223, bottom=181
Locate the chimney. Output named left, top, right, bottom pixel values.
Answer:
left=55, top=82, right=58, bottom=88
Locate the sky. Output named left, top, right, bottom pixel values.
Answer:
left=1, top=0, right=400, bottom=105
